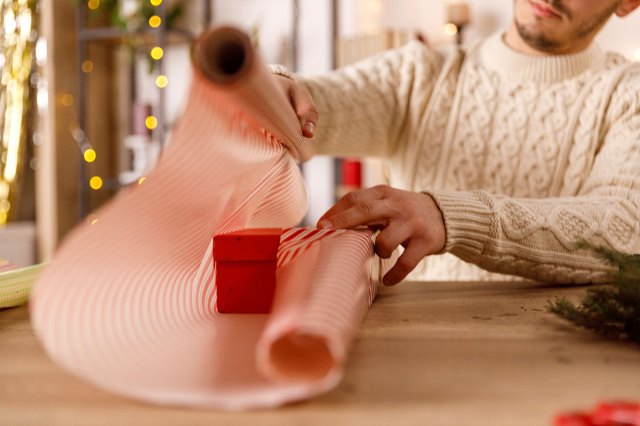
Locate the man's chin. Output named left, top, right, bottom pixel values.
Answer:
left=516, top=21, right=563, bottom=52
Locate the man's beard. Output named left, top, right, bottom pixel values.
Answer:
left=515, top=0, right=620, bottom=53
left=516, top=20, right=561, bottom=51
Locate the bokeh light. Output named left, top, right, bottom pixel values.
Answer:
left=83, top=148, right=96, bottom=163
left=145, top=115, right=158, bottom=130
left=444, top=23, right=458, bottom=36
left=149, top=15, right=162, bottom=28
left=155, top=75, right=168, bottom=88
left=61, top=93, right=74, bottom=107
left=81, top=60, right=94, bottom=73
left=89, top=176, right=103, bottom=190
left=150, top=47, right=164, bottom=60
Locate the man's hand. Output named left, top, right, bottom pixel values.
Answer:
left=317, top=185, right=446, bottom=286
left=273, top=75, right=319, bottom=138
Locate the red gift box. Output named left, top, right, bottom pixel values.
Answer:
left=213, top=228, right=282, bottom=314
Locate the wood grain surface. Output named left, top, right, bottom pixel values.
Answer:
left=2, top=280, right=639, bottom=426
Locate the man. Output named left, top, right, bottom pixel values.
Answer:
left=271, top=0, right=640, bottom=285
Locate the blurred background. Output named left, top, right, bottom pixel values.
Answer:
left=0, top=0, right=639, bottom=269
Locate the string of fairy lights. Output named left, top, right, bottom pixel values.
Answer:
left=0, top=0, right=36, bottom=226
left=1, top=0, right=169, bottom=226
left=81, top=0, right=168, bottom=194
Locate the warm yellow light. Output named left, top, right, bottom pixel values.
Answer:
left=87, top=0, right=100, bottom=10
left=82, top=60, right=94, bottom=73
left=86, top=214, right=98, bottom=225
left=155, top=75, right=168, bottom=88
left=2, top=0, right=36, bottom=222
left=145, top=115, right=158, bottom=130
left=0, top=182, right=8, bottom=199
left=83, top=148, right=97, bottom=163
left=149, top=15, right=162, bottom=28
left=89, top=176, right=103, bottom=190
left=150, top=0, right=163, bottom=6
left=3, top=82, right=24, bottom=183
left=150, top=47, right=164, bottom=60
left=138, top=176, right=147, bottom=185
left=20, top=9, right=32, bottom=42
left=3, top=10, right=16, bottom=34
left=61, top=93, right=74, bottom=107
left=444, top=23, right=458, bottom=36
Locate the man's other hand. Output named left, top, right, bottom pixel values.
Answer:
left=317, top=185, right=446, bottom=286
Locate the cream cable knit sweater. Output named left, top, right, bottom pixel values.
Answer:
left=296, top=33, right=640, bottom=283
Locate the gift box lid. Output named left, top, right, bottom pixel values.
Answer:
left=213, top=228, right=282, bottom=261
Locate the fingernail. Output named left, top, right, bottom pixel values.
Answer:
left=304, top=121, right=315, bottom=136
left=318, top=220, right=332, bottom=229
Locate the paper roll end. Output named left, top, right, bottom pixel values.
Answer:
left=196, top=27, right=254, bottom=85
left=266, top=333, right=335, bottom=382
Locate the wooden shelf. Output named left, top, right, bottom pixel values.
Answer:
left=79, top=26, right=195, bottom=45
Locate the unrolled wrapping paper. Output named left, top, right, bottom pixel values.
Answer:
left=30, top=27, right=391, bottom=410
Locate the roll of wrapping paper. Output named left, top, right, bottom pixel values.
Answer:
left=30, top=27, right=394, bottom=410
left=0, top=264, right=43, bottom=309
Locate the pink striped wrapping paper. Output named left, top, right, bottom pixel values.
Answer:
left=30, top=27, right=391, bottom=410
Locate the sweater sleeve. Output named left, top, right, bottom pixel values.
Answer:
left=426, top=68, right=640, bottom=284
left=297, top=41, right=443, bottom=159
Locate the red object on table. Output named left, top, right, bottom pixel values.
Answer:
left=554, top=413, right=594, bottom=426
left=591, top=401, right=640, bottom=425
left=213, top=228, right=282, bottom=314
left=554, top=401, right=640, bottom=426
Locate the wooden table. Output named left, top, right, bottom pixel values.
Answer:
left=2, top=280, right=639, bottom=426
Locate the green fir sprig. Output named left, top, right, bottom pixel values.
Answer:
left=549, top=244, right=640, bottom=344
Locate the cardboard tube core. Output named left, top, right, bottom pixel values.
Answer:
left=267, top=333, right=334, bottom=382
left=197, top=28, right=253, bottom=85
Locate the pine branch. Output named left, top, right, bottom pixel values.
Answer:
left=549, top=244, right=640, bottom=345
